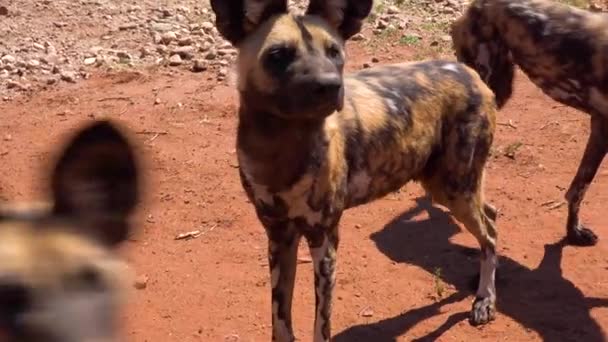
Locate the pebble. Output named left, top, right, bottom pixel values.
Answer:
left=117, top=51, right=132, bottom=60
left=84, top=57, right=96, bottom=65
left=134, top=275, right=149, bottom=290
left=60, top=71, right=77, bottom=83
left=218, top=68, right=228, bottom=77
left=205, top=50, right=217, bottom=60
left=351, top=33, right=365, bottom=41
left=150, top=22, right=173, bottom=32
left=201, top=21, right=214, bottom=32
left=1, top=55, right=16, bottom=64
left=0, top=6, right=8, bottom=16
left=160, top=31, right=177, bottom=44
left=172, top=46, right=195, bottom=60
left=178, top=37, right=193, bottom=46
left=27, top=59, right=40, bottom=69
left=387, top=5, right=400, bottom=14
left=169, top=54, right=183, bottom=66
left=33, top=43, right=45, bottom=51
left=191, top=59, right=208, bottom=72
left=119, top=22, right=138, bottom=31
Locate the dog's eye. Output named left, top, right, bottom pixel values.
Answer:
left=326, top=44, right=341, bottom=59
left=65, top=266, right=106, bottom=292
left=265, top=46, right=296, bottom=70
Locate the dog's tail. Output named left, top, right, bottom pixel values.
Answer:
left=451, top=0, right=514, bottom=109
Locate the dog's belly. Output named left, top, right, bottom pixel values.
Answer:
left=345, top=167, right=414, bottom=208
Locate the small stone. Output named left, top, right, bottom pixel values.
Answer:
left=441, top=35, right=452, bottom=42
left=27, top=59, right=40, bottom=69
left=160, top=31, right=177, bottom=44
left=33, top=43, right=45, bottom=51
left=60, top=71, right=77, bottom=83
left=53, top=22, right=68, bottom=28
left=178, top=37, right=193, bottom=46
left=119, top=22, right=138, bottom=30
left=201, top=21, right=214, bottom=32
left=205, top=50, right=217, bottom=60
left=139, top=47, right=152, bottom=58
left=156, top=45, right=169, bottom=54
left=218, top=68, right=228, bottom=77
left=117, top=51, right=132, bottom=60
left=172, top=46, right=195, bottom=60
left=0, top=6, right=8, bottom=16
left=84, top=57, right=96, bottom=65
left=387, top=5, right=400, bottom=14
left=45, top=42, right=57, bottom=55
left=371, top=57, right=379, bottom=63
left=377, top=19, right=388, bottom=30
left=154, top=98, right=161, bottom=105
left=191, top=59, right=207, bottom=72
left=363, top=63, right=371, bottom=68
left=151, top=22, right=173, bottom=32
left=351, top=33, right=365, bottom=41
left=134, top=275, right=148, bottom=290
left=4, top=134, right=12, bottom=141
left=6, top=80, right=24, bottom=90
left=360, top=307, right=374, bottom=317
left=169, top=54, right=183, bottom=66
left=1, top=55, right=15, bottom=64
left=46, top=78, right=57, bottom=85
left=224, top=334, right=239, bottom=342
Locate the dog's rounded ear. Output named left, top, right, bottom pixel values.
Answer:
left=306, top=0, right=374, bottom=41
left=211, top=0, right=288, bottom=45
left=51, top=120, right=140, bottom=247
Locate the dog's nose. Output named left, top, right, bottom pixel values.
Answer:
left=312, top=73, right=342, bottom=97
left=0, top=280, right=30, bottom=323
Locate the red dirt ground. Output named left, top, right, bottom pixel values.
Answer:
left=1, top=40, right=607, bottom=342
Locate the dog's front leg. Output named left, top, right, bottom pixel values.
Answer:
left=265, top=222, right=301, bottom=342
left=306, top=224, right=340, bottom=342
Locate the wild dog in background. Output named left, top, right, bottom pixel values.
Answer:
left=0, top=120, right=140, bottom=342
left=211, top=0, right=500, bottom=340
left=452, top=0, right=608, bottom=247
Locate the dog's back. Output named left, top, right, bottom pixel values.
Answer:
left=340, top=60, right=497, bottom=208
left=452, top=0, right=608, bottom=112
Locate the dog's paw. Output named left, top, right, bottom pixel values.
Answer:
left=469, top=297, right=495, bottom=326
left=567, top=226, right=599, bottom=247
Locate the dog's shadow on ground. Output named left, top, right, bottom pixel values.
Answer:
left=334, top=197, right=608, bottom=342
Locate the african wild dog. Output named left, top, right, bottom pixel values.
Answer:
left=0, top=120, right=140, bottom=342
left=451, top=0, right=608, bottom=247
left=211, top=0, right=500, bottom=340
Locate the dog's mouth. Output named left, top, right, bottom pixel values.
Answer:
left=276, top=86, right=344, bottom=120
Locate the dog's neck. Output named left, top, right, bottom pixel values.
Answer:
left=236, top=99, right=327, bottom=191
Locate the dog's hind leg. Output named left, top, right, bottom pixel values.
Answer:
left=564, top=115, right=608, bottom=246
left=448, top=193, right=498, bottom=326
left=266, top=224, right=301, bottom=342
left=305, top=225, right=339, bottom=342
left=421, top=174, right=498, bottom=326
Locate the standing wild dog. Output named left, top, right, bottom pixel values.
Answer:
left=452, top=0, right=608, bottom=246
left=0, top=120, right=140, bottom=342
left=211, top=0, right=499, bottom=340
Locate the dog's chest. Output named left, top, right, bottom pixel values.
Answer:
left=238, top=150, right=344, bottom=229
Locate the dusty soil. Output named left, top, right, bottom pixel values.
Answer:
left=1, top=2, right=608, bottom=342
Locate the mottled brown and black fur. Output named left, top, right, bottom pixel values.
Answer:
left=452, top=0, right=608, bottom=247
left=0, top=120, right=141, bottom=342
left=211, top=0, right=500, bottom=340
